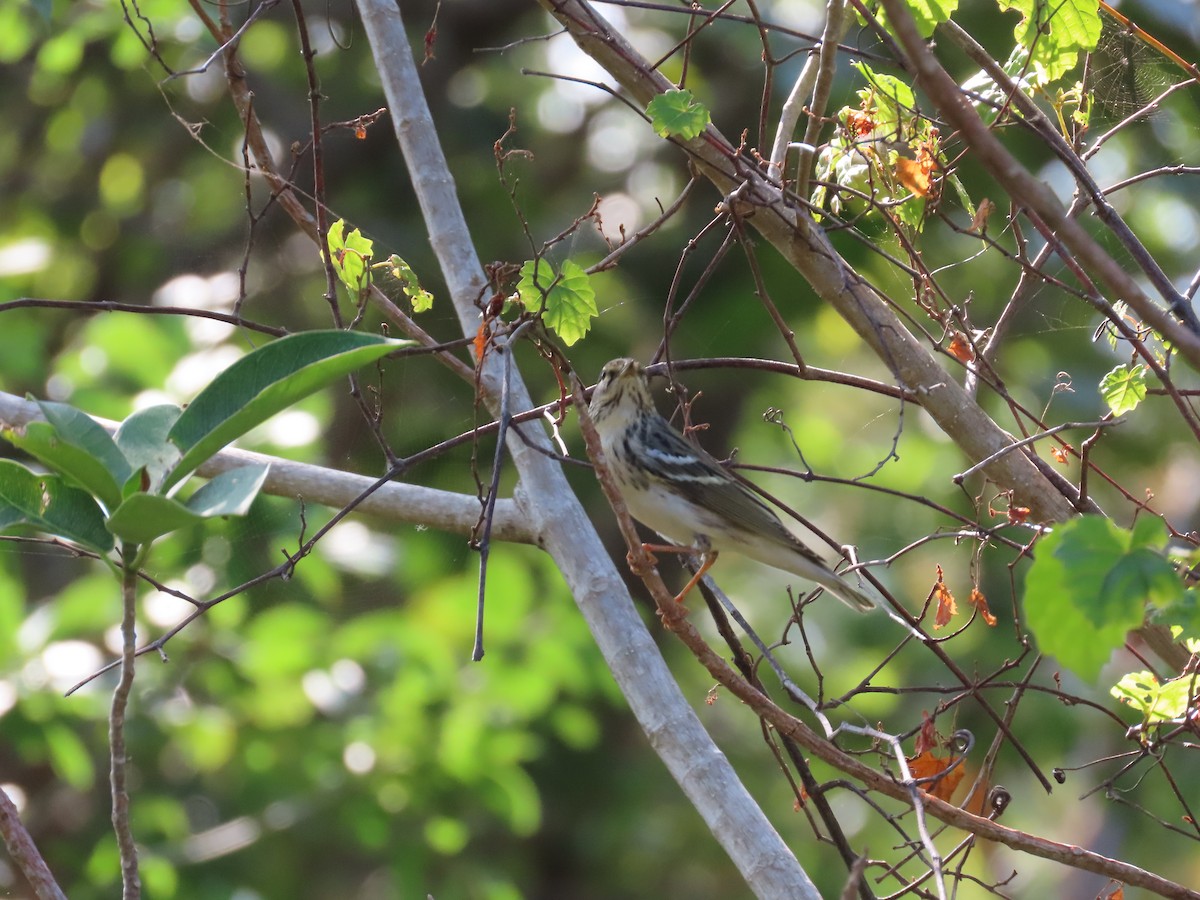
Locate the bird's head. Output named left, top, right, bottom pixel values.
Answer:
left=588, top=357, right=656, bottom=432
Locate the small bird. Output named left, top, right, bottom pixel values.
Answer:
left=588, top=358, right=880, bottom=612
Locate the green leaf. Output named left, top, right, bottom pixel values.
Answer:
left=868, top=0, right=958, bottom=39
left=326, top=219, right=374, bottom=295
left=517, top=259, right=597, bottom=346
left=38, top=400, right=132, bottom=484
left=185, top=463, right=269, bottom=517
left=1023, top=516, right=1142, bottom=681
left=45, top=723, right=95, bottom=789
left=1129, top=514, right=1168, bottom=550
left=5, top=421, right=124, bottom=513
left=1101, top=548, right=1184, bottom=616
left=1111, top=670, right=1195, bottom=724
left=114, top=404, right=182, bottom=493
left=962, top=46, right=1047, bottom=126
left=0, top=459, right=114, bottom=553
left=106, top=493, right=204, bottom=544
left=646, top=89, right=711, bottom=140
left=1100, top=363, right=1147, bottom=415
left=998, top=0, right=1102, bottom=82
left=384, top=254, right=434, bottom=313
left=853, top=61, right=916, bottom=119
left=906, top=0, right=959, bottom=38
left=3, top=400, right=132, bottom=511
left=106, top=463, right=268, bottom=545
left=164, top=331, right=407, bottom=490
left=1153, top=588, right=1200, bottom=640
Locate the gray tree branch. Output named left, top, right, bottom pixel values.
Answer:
left=354, top=1, right=819, bottom=897
left=0, top=390, right=534, bottom=545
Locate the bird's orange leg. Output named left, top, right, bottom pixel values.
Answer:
left=636, top=542, right=717, bottom=603
left=672, top=551, right=717, bottom=604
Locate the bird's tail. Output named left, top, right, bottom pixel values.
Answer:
left=817, top=570, right=885, bottom=613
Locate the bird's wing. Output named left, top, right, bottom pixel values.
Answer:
left=643, top=419, right=811, bottom=552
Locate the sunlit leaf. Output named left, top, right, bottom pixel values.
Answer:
left=165, top=331, right=407, bottom=490
left=384, top=254, right=434, bottom=312
left=327, top=219, right=374, bottom=295
left=1100, top=363, right=1147, bottom=415
left=646, top=89, right=711, bottom=140
left=998, top=0, right=1102, bottom=81
left=517, top=259, right=597, bottom=346
left=1024, top=516, right=1142, bottom=681
left=1111, top=670, right=1195, bottom=724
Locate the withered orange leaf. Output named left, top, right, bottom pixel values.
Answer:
left=909, top=750, right=965, bottom=801
left=969, top=198, right=995, bottom=234
left=473, top=322, right=490, bottom=362
left=933, top=570, right=957, bottom=629
left=894, top=157, right=932, bottom=197
left=1008, top=506, right=1031, bottom=525
left=914, top=711, right=938, bottom=756
left=969, top=588, right=997, bottom=626
left=947, top=331, right=975, bottom=363
left=845, top=109, right=875, bottom=136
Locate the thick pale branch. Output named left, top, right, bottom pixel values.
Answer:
left=0, top=390, right=533, bottom=544
left=354, top=1, right=818, bottom=896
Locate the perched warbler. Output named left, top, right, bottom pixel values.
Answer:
left=588, top=358, right=880, bottom=612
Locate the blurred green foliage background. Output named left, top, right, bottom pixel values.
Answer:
left=2, top=0, right=1200, bottom=897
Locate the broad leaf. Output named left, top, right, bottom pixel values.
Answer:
left=998, top=0, right=1102, bottom=81
left=0, top=459, right=114, bottom=553
left=106, top=493, right=206, bottom=545
left=1023, top=516, right=1142, bottom=681
left=1100, top=363, right=1147, bottom=415
left=185, top=463, right=269, bottom=517
left=6, top=421, right=124, bottom=513
left=107, top=463, right=269, bottom=545
left=164, top=331, right=407, bottom=490
left=646, top=89, right=711, bottom=140
left=115, top=404, right=182, bottom=493
left=3, top=400, right=132, bottom=511
left=1100, top=548, right=1183, bottom=618
left=1111, top=671, right=1195, bottom=724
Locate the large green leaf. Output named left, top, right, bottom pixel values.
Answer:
left=1023, top=516, right=1156, bottom=681
left=998, top=0, right=1102, bottom=82
left=2, top=400, right=132, bottom=511
left=115, top=404, right=182, bottom=493
left=0, top=458, right=114, bottom=553
left=164, top=331, right=407, bottom=490
left=185, top=463, right=269, bottom=517
left=106, top=463, right=269, bottom=544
